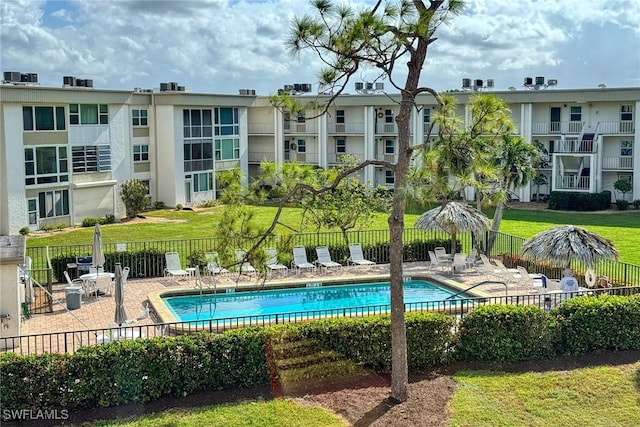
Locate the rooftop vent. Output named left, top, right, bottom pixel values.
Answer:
left=63, top=75, right=93, bottom=88
left=3, top=71, right=39, bottom=85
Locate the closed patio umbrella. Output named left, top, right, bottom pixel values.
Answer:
left=415, top=201, right=490, bottom=255
left=521, top=225, right=619, bottom=268
left=92, top=223, right=105, bottom=270
left=114, top=263, right=127, bottom=326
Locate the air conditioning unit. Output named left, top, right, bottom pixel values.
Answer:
left=177, top=85, right=185, bottom=91
left=63, top=76, right=76, bottom=86
left=169, top=82, right=178, bottom=91
left=524, top=77, right=533, bottom=86
left=462, top=78, right=471, bottom=89
left=84, top=79, right=93, bottom=88
left=76, top=78, right=85, bottom=87
left=284, top=84, right=294, bottom=91
left=293, top=83, right=302, bottom=92
left=3, top=71, right=21, bottom=82
left=474, top=79, right=483, bottom=88
left=20, top=73, right=30, bottom=82
left=160, top=82, right=169, bottom=91
left=486, top=79, right=494, bottom=88
left=249, top=89, right=256, bottom=95
left=535, top=76, right=545, bottom=86
left=547, top=79, right=558, bottom=86
left=355, top=82, right=364, bottom=90
left=302, top=83, right=312, bottom=92
left=375, top=82, right=384, bottom=91
left=239, top=89, right=248, bottom=95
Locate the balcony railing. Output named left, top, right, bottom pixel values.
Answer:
left=556, top=175, right=590, bottom=190
left=532, top=121, right=584, bottom=135
left=375, top=152, right=397, bottom=163
left=555, top=139, right=595, bottom=153
left=422, top=123, right=440, bottom=136
left=329, top=123, right=365, bottom=134
left=284, top=122, right=318, bottom=134
left=285, top=152, right=318, bottom=164
left=376, top=123, right=397, bottom=134
left=602, top=156, right=633, bottom=170
left=248, top=123, right=275, bottom=134
left=597, top=121, right=635, bottom=134
left=248, top=152, right=276, bottom=163
left=328, top=152, right=365, bottom=164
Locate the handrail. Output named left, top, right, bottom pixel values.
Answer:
left=446, top=280, right=508, bottom=300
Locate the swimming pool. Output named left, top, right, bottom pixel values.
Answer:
left=162, top=280, right=466, bottom=323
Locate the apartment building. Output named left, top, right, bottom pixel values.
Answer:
left=1, top=75, right=638, bottom=235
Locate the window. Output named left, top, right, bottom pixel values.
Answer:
left=297, top=112, right=306, bottom=123
left=71, top=145, right=111, bottom=173
left=617, top=173, right=632, bottom=183
left=621, top=140, right=633, bottom=157
left=38, top=189, right=69, bottom=218
left=215, top=108, right=239, bottom=136
left=69, top=104, right=108, bottom=125
left=183, top=109, right=213, bottom=138
left=385, top=139, right=395, bottom=155
left=385, top=109, right=394, bottom=123
left=621, top=105, right=633, bottom=121
left=423, top=108, right=431, bottom=123
left=570, top=106, right=582, bottom=122
left=140, top=180, right=150, bottom=195
left=23, top=106, right=66, bottom=131
left=385, top=170, right=394, bottom=184
left=336, top=110, right=345, bottom=124
left=193, top=172, right=214, bottom=192
left=214, top=138, right=239, bottom=160
left=184, top=140, right=213, bottom=171
left=297, top=139, right=306, bottom=153
left=132, top=109, right=148, bottom=126
left=336, top=139, right=346, bottom=153
left=24, top=146, right=68, bottom=185
left=133, top=144, right=149, bottom=162
left=27, top=199, right=37, bottom=226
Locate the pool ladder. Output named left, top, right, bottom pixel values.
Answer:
left=445, top=280, right=508, bottom=300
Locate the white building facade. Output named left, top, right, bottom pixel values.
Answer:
left=1, top=80, right=638, bottom=235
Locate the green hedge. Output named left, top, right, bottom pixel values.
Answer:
left=0, top=329, right=269, bottom=411
left=548, top=190, right=611, bottom=211
left=455, top=304, right=555, bottom=363
left=295, top=312, right=455, bottom=371
left=552, top=294, right=640, bottom=356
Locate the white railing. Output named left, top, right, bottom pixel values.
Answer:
left=247, top=123, right=275, bottom=134
left=601, top=156, right=634, bottom=170
left=532, top=121, right=584, bottom=134
left=597, top=121, right=635, bottom=134
left=248, top=152, right=276, bottom=163
left=555, top=139, right=595, bottom=153
left=284, top=122, right=318, bottom=133
left=327, top=152, right=364, bottom=164
left=376, top=123, right=397, bottom=134
left=422, top=123, right=440, bottom=135
left=287, top=152, right=318, bottom=164
left=375, top=153, right=397, bottom=162
left=329, top=122, right=365, bottom=134
left=556, top=175, right=590, bottom=190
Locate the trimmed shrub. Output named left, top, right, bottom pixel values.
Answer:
left=548, top=190, right=611, bottom=211
left=616, top=199, right=630, bottom=210
left=19, top=226, right=29, bottom=235
left=456, top=304, right=554, bottom=363
left=552, top=294, right=640, bottom=356
left=633, top=200, right=640, bottom=209
left=0, top=329, right=269, bottom=411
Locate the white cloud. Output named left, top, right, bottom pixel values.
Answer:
left=1, top=0, right=638, bottom=93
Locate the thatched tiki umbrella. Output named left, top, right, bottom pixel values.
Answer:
left=415, top=201, right=490, bottom=255
left=521, top=225, right=619, bottom=268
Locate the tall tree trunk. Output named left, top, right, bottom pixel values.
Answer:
left=487, top=202, right=505, bottom=255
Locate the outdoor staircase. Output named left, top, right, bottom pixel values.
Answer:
left=264, top=330, right=369, bottom=396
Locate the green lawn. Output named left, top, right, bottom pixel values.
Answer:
left=26, top=206, right=640, bottom=264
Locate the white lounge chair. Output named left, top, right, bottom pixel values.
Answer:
left=64, top=270, right=88, bottom=296
left=428, top=250, right=451, bottom=273
left=164, top=252, right=190, bottom=284
left=479, top=254, right=514, bottom=281
left=452, top=253, right=467, bottom=274
left=348, top=244, right=375, bottom=267
left=235, top=249, right=257, bottom=276
left=292, top=246, right=316, bottom=275
left=205, top=252, right=229, bottom=277
left=516, top=265, right=546, bottom=292
left=315, top=246, right=343, bottom=273
left=265, top=248, right=288, bottom=277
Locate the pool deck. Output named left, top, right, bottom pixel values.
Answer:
left=18, top=261, right=560, bottom=336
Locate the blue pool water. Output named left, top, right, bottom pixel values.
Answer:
left=163, top=280, right=463, bottom=322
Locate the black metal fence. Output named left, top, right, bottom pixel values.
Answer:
left=4, top=286, right=640, bottom=356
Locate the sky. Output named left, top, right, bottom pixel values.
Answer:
left=1, top=0, right=639, bottom=96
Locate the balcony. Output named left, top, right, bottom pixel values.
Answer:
left=422, top=123, right=440, bottom=136
left=597, top=121, right=635, bottom=134
left=532, top=121, right=584, bottom=135
left=555, top=139, right=595, bottom=153
left=601, top=156, right=633, bottom=170
left=329, top=123, right=365, bottom=134
left=248, top=123, right=275, bottom=134
left=555, top=175, right=590, bottom=190
left=248, top=151, right=276, bottom=163
left=285, top=152, right=318, bottom=164
left=328, top=152, right=364, bottom=164
left=376, top=123, right=397, bottom=134
left=284, top=122, right=317, bottom=134
left=375, top=152, right=397, bottom=163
